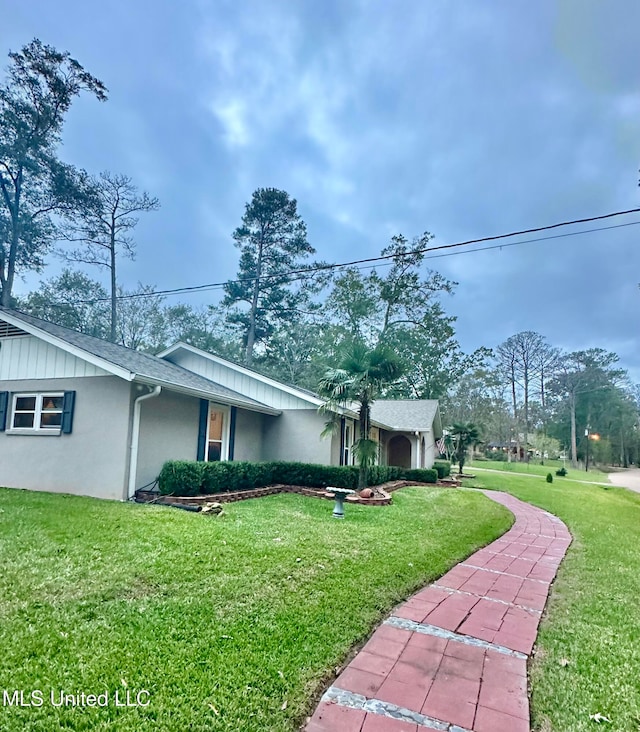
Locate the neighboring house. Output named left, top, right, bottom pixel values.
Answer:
left=0, top=309, right=443, bottom=501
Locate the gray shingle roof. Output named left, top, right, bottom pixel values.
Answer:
left=0, top=309, right=277, bottom=413
left=370, top=399, right=441, bottom=432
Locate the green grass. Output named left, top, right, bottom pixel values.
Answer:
left=469, top=458, right=608, bottom=482
left=0, top=486, right=511, bottom=732
left=462, top=472, right=640, bottom=732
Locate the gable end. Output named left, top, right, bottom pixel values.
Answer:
left=0, top=320, right=29, bottom=338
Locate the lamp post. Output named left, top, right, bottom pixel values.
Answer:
left=585, top=428, right=590, bottom=472
left=584, top=427, right=600, bottom=472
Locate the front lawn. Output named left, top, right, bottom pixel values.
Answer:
left=464, top=472, right=640, bottom=731
left=469, top=458, right=608, bottom=482
left=0, top=486, right=510, bottom=731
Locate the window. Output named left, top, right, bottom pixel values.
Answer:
left=206, top=406, right=228, bottom=461
left=343, top=422, right=354, bottom=466
left=11, top=393, right=64, bottom=432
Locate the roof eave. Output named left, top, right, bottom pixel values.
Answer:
left=132, top=375, right=281, bottom=415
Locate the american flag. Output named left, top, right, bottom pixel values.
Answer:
left=436, top=437, right=446, bottom=455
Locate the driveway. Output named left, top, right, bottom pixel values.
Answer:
left=608, top=468, right=640, bottom=494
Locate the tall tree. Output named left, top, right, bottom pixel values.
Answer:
left=222, top=188, right=315, bottom=365
left=548, top=349, right=624, bottom=467
left=0, top=39, right=107, bottom=305
left=20, top=268, right=110, bottom=338
left=496, top=332, right=551, bottom=461
left=442, top=366, right=511, bottom=446
left=317, top=342, right=403, bottom=490
left=322, top=234, right=476, bottom=399
left=20, top=271, right=236, bottom=355
left=61, top=171, right=159, bottom=341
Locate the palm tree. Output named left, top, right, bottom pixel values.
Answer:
left=318, top=342, right=403, bottom=490
left=450, top=422, right=480, bottom=475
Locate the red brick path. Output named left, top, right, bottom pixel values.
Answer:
left=305, top=491, right=571, bottom=732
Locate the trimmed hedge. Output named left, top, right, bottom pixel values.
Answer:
left=433, top=460, right=451, bottom=479
left=403, top=468, right=438, bottom=483
left=157, top=460, right=438, bottom=496
left=157, top=461, right=205, bottom=496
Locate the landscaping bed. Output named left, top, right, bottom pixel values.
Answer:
left=136, top=479, right=454, bottom=509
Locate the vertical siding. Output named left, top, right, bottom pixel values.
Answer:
left=0, top=336, right=110, bottom=380
left=166, top=351, right=317, bottom=410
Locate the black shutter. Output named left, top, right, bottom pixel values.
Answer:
left=61, top=391, right=76, bottom=434
left=339, top=416, right=346, bottom=465
left=228, top=406, right=237, bottom=461
left=0, top=391, right=8, bottom=431
left=197, top=399, right=209, bottom=461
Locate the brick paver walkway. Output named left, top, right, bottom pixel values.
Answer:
left=305, top=491, right=571, bottom=732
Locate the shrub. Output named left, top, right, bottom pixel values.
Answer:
left=158, top=460, right=442, bottom=496
left=433, top=460, right=451, bottom=479
left=158, top=461, right=204, bottom=496
left=402, top=468, right=438, bottom=484
left=486, top=451, right=507, bottom=462
left=270, top=461, right=358, bottom=489
left=368, top=465, right=404, bottom=485
left=556, top=467, right=567, bottom=477
left=201, top=461, right=273, bottom=493
left=546, top=472, right=553, bottom=483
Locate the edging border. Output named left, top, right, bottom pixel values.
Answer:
left=135, top=479, right=455, bottom=508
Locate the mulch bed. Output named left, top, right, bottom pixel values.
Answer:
left=135, top=478, right=458, bottom=509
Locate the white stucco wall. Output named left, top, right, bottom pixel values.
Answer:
left=135, top=388, right=200, bottom=491
left=233, top=408, right=264, bottom=462
left=262, top=409, right=333, bottom=464
left=0, top=376, right=131, bottom=500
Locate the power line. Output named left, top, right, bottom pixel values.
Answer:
left=52, top=207, right=640, bottom=305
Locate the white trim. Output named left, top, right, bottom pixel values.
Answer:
left=205, top=403, right=231, bottom=462
left=158, top=342, right=324, bottom=407
left=8, top=391, right=64, bottom=434
left=132, top=375, right=281, bottom=415
left=127, top=386, right=161, bottom=499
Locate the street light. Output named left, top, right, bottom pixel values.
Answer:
left=584, top=427, right=601, bottom=472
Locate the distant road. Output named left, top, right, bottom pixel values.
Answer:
left=607, top=469, right=640, bottom=495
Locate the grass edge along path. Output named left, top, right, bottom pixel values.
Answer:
left=469, top=459, right=609, bottom=483
left=463, top=472, right=640, bottom=732
left=0, top=486, right=512, bottom=732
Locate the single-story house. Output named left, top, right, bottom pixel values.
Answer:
left=0, top=308, right=443, bottom=501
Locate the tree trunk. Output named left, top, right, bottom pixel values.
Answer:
left=109, top=222, right=117, bottom=342
left=245, top=233, right=264, bottom=365
left=523, top=364, right=529, bottom=462
left=357, top=400, right=369, bottom=490
left=570, top=391, right=578, bottom=468
left=509, top=363, right=520, bottom=461
left=2, top=173, right=22, bottom=307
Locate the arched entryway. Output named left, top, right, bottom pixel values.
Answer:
left=388, top=434, right=412, bottom=469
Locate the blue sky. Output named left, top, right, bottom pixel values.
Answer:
left=3, top=0, right=640, bottom=378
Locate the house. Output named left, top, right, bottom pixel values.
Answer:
left=0, top=308, right=443, bottom=501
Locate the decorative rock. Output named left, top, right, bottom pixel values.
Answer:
left=201, top=502, right=223, bottom=515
